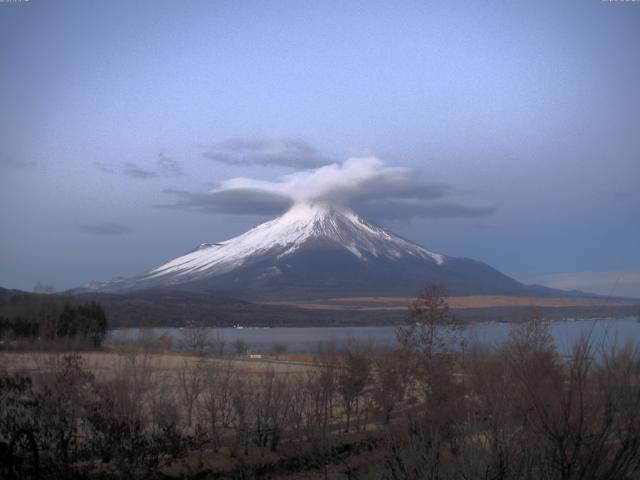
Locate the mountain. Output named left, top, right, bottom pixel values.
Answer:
left=81, top=202, right=564, bottom=299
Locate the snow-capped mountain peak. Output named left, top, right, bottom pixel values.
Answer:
left=78, top=201, right=543, bottom=299
left=142, top=202, right=444, bottom=285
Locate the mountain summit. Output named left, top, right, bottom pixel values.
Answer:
left=149, top=202, right=445, bottom=276
left=84, top=203, right=558, bottom=299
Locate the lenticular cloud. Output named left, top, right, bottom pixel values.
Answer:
left=217, top=157, right=435, bottom=204
left=160, top=157, right=495, bottom=220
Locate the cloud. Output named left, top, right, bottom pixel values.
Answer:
left=0, top=155, right=35, bottom=169
left=202, top=137, right=332, bottom=168
left=471, top=222, right=501, bottom=231
left=527, top=268, right=640, bottom=299
left=92, top=161, right=115, bottom=174
left=92, top=155, right=183, bottom=179
left=356, top=199, right=496, bottom=220
left=160, top=188, right=293, bottom=215
left=610, top=191, right=637, bottom=199
left=76, top=222, right=132, bottom=235
left=158, top=153, right=184, bottom=177
left=121, top=162, right=158, bottom=179
left=160, top=156, right=495, bottom=220
left=600, top=190, right=639, bottom=202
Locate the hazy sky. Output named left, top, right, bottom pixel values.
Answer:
left=1, top=0, right=639, bottom=297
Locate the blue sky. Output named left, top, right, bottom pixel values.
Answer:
left=1, top=0, right=639, bottom=297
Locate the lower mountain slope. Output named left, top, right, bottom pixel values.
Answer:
left=81, top=203, right=573, bottom=300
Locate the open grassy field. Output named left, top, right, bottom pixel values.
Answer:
left=263, top=295, right=640, bottom=311
left=0, top=348, right=316, bottom=379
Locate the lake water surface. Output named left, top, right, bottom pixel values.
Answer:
left=109, top=317, right=640, bottom=354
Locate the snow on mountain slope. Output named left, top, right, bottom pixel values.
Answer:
left=81, top=202, right=552, bottom=299
left=143, top=202, right=444, bottom=284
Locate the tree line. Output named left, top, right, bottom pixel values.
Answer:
left=0, top=301, right=108, bottom=348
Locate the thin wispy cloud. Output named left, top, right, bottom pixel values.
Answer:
left=158, top=153, right=184, bottom=177
left=159, top=157, right=495, bottom=221
left=0, top=155, right=36, bottom=169
left=528, top=268, right=640, bottom=298
left=92, top=155, right=184, bottom=179
left=356, top=198, right=496, bottom=220
left=92, top=161, right=116, bottom=174
left=601, top=190, right=639, bottom=201
left=76, top=222, right=132, bottom=235
left=161, top=188, right=293, bottom=215
left=202, top=137, right=332, bottom=168
left=471, top=222, right=501, bottom=231
left=121, top=162, right=158, bottom=179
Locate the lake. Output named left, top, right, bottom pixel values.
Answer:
left=108, top=317, right=640, bottom=355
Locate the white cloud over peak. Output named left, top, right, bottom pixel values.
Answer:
left=160, top=156, right=495, bottom=221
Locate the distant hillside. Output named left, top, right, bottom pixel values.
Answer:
left=0, top=287, right=392, bottom=328
left=1, top=286, right=638, bottom=329
left=72, top=289, right=350, bottom=328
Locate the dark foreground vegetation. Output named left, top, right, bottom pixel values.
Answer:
left=2, top=284, right=640, bottom=479
left=0, top=301, right=108, bottom=348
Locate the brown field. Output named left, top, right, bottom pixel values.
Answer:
left=0, top=349, right=316, bottom=379
left=263, top=295, right=640, bottom=312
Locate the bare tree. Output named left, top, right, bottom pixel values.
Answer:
left=287, top=374, right=311, bottom=441
left=35, top=354, right=94, bottom=473
left=230, top=376, right=251, bottom=457
left=337, top=342, right=371, bottom=432
left=251, top=368, right=292, bottom=452
left=233, top=339, right=248, bottom=356
left=177, top=358, right=205, bottom=428
left=200, top=360, right=234, bottom=452
left=272, top=343, right=288, bottom=360
left=396, top=283, right=458, bottom=360
left=210, top=332, right=225, bottom=356
left=181, top=326, right=211, bottom=355
left=371, top=350, right=409, bottom=424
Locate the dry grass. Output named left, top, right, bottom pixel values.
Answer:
left=263, top=295, right=640, bottom=311
left=0, top=348, right=316, bottom=379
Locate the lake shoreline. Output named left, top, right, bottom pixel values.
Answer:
left=107, top=317, right=640, bottom=355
